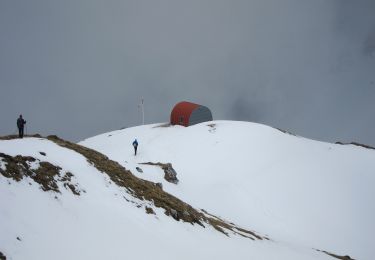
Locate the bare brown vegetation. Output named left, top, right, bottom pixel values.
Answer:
left=316, top=249, right=355, bottom=260
left=335, top=141, right=375, bottom=151
left=0, top=152, right=80, bottom=195
left=0, top=134, right=42, bottom=140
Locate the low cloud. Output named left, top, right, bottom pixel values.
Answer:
left=0, top=0, right=374, bottom=145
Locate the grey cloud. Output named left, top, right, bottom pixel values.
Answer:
left=364, top=29, right=375, bottom=57
left=0, top=0, right=374, bottom=145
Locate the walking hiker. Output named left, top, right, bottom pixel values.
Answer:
left=17, top=115, right=27, bottom=138
left=132, top=139, right=138, bottom=156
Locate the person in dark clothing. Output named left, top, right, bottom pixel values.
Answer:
left=17, top=115, right=27, bottom=138
left=132, top=139, right=138, bottom=156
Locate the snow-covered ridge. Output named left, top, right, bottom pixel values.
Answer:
left=1, top=120, right=373, bottom=259
left=0, top=135, right=280, bottom=260
left=81, top=120, right=375, bottom=260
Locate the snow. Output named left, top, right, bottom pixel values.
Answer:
left=0, top=137, right=328, bottom=260
left=0, top=159, right=6, bottom=171
left=80, top=120, right=375, bottom=260
left=1, top=120, right=374, bottom=259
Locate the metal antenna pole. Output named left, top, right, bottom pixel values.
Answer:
left=142, top=98, right=144, bottom=125
left=138, top=98, right=144, bottom=125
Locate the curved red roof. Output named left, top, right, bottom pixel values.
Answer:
left=170, top=101, right=200, bottom=127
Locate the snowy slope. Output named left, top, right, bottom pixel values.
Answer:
left=1, top=136, right=336, bottom=260
left=80, top=121, right=375, bottom=260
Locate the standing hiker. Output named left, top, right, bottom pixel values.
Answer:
left=17, top=115, right=27, bottom=138
left=132, top=139, right=138, bottom=156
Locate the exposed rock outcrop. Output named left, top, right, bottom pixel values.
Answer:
left=140, top=162, right=179, bottom=184
left=0, top=251, right=6, bottom=260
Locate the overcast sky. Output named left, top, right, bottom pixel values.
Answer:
left=1, top=0, right=374, bottom=145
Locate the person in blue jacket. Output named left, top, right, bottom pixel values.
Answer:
left=132, top=139, right=138, bottom=156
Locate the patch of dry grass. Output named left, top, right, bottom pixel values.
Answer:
left=275, top=127, right=297, bottom=136
left=145, top=206, right=155, bottom=215
left=335, top=141, right=375, bottom=151
left=0, top=134, right=42, bottom=140
left=315, top=249, right=355, bottom=260
left=0, top=152, right=80, bottom=195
